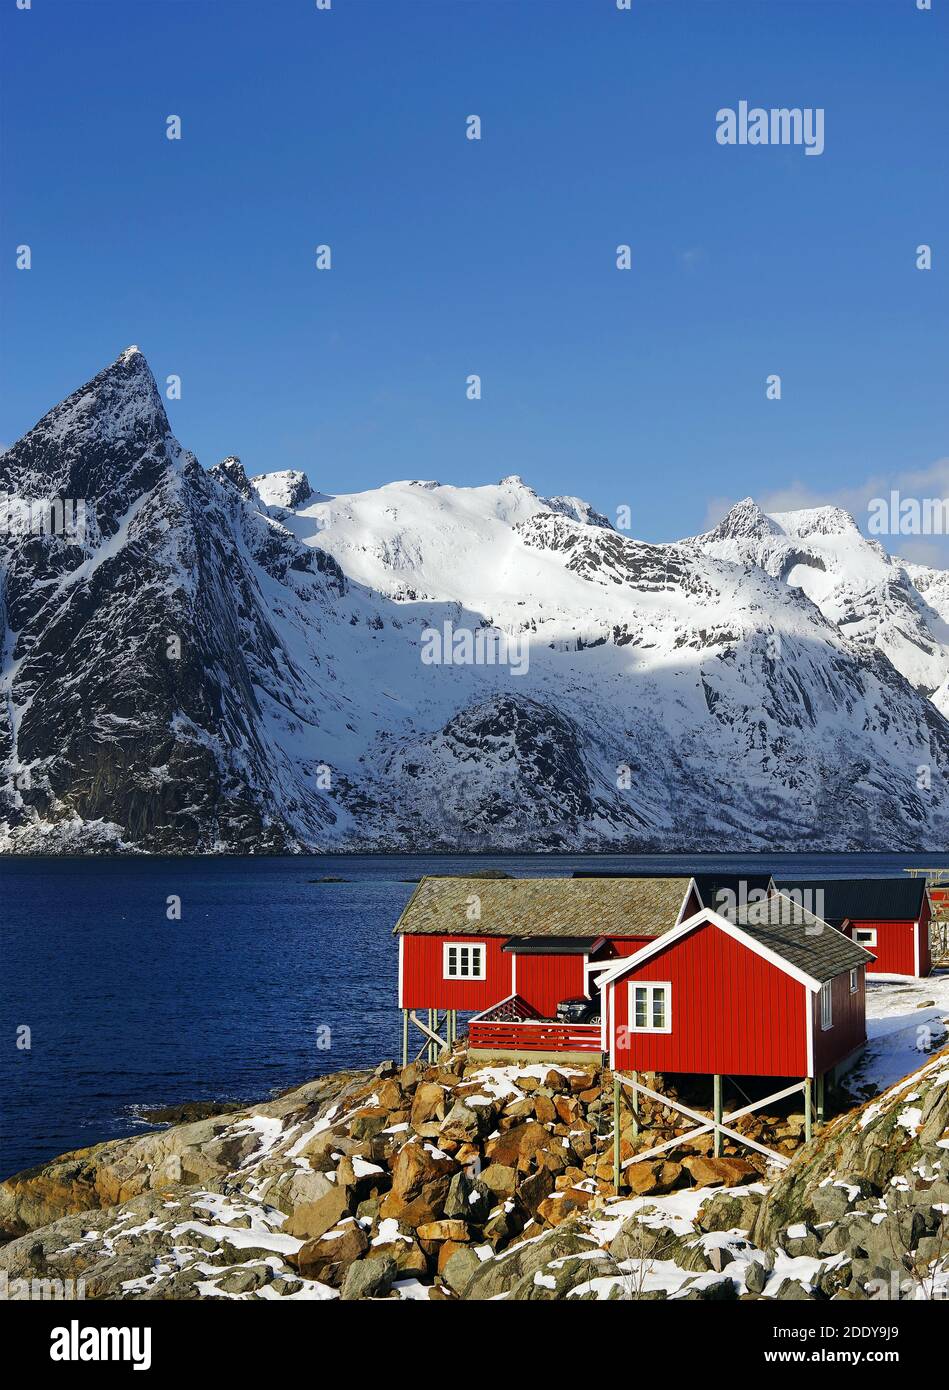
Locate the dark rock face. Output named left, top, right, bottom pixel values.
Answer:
left=372, top=693, right=604, bottom=850
left=210, top=456, right=253, bottom=500
left=0, top=349, right=342, bottom=852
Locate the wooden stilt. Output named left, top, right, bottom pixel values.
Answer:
left=402, top=1009, right=408, bottom=1068
left=713, top=1074, right=723, bottom=1158
left=804, top=1076, right=813, bottom=1143
left=630, top=1070, right=639, bottom=1136
left=612, top=1073, right=621, bottom=1194
left=816, top=1072, right=825, bottom=1127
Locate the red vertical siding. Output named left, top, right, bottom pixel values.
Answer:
left=609, top=922, right=808, bottom=1077
left=847, top=919, right=917, bottom=975
left=812, top=965, right=866, bottom=1073
left=512, top=953, right=586, bottom=1017
left=399, top=934, right=511, bottom=1010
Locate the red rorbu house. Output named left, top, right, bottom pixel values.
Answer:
left=393, top=876, right=701, bottom=1064
left=393, top=877, right=875, bottom=1161
left=599, top=893, right=874, bottom=1095
left=775, top=877, right=932, bottom=978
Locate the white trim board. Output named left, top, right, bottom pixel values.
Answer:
left=675, top=878, right=700, bottom=926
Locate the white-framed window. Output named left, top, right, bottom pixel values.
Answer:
left=853, top=927, right=877, bottom=947
left=628, top=981, right=672, bottom=1033
left=849, top=967, right=859, bottom=993
left=820, top=980, right=834, bottom=1030
left=443, top=942, right=486, bottom=981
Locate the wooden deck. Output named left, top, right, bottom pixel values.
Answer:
left=466, top=994, right=602, bottom=1058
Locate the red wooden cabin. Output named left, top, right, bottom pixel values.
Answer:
left=394, top=876, right=700, bottom=1061
left=600, top=894, right=873, bottom=1085
left=775, top=877, right=932, bottom=978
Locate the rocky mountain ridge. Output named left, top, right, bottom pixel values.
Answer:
left=4, top=348, right=949, bottom=852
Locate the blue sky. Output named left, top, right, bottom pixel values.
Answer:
left=1, top=0, right=946, bottom=545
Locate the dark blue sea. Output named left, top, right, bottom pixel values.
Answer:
left=2, top=852, right=948, bottom=1178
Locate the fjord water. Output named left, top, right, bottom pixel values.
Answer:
left=2, top=852, right=948, bottom=1177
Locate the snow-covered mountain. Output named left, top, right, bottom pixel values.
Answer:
left=3, top=348, right=949, bottom=853
left=693, top=497, right=949, bottom=717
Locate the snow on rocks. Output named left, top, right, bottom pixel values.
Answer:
left=2, top=1006, right=949, bottom=1300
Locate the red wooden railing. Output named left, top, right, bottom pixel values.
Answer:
left=467, top=1019, right=602, bottom=1053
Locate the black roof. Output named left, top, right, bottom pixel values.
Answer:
left=693, top=874, right=774, bottom=917
left=773, top=877, right=928, bottom=923
left=502, top=936, right=593, bottom=955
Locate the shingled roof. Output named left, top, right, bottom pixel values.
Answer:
left=599, top=892, right=875, bottom=990
left=773, top=877, right=928, bottom=924
left=732, top=893, right=876, bottom=984
left=393, top=876, right=693, bottom=939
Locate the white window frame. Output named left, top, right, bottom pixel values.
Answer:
left=853, top=927, right=877, bottom=947
left=628, top=981, right=672, bottom=1034
left=820, top=980, right=834, bottom=1030
left=849, top=967, right=859, bottom=994
left=443, top=941, right=486, bottom=982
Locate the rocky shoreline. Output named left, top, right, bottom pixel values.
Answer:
left=1, top=1044, right=948, bottom=1300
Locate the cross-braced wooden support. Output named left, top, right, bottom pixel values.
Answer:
left=401, top=1009, right=458, bottom=1066
left=611, top=1072, right=826, bottom=1190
